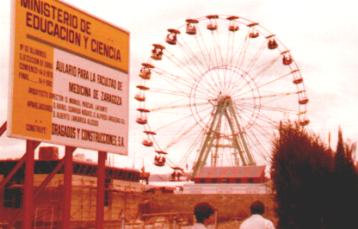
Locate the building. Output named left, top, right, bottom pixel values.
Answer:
left=0, top=147, right=145, bottom=228
left=193, top=166, right=266, bottom=183
left=182, top=166, right=270, bottom=194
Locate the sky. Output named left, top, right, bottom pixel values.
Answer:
left=0, top=0, right=357, bottom=173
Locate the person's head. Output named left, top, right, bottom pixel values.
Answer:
left=250, top=200, right=265, bottom=215
left=194, top=202, right=215, bottom=224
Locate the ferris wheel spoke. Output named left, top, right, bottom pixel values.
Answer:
left=194, top=104, right=216, bottom=122
left=236, top=104, right=286, bottom=128
left=151, top=70, right=214, bottom=99
left=205, top=30, right=221, bottom=68
left=195, top=76, right=226, bottom=99
left=150, top=98, right=191, bottom=114
left=150, top=101, right=209, bottom=112
left=225, top=32, right=245, bottom=89
left=197, top=26, right=228, bottom=81
left=165, top=50, right=210, bottom=81
left=250, top=122, right=275, bottom=140
left=153, top=67, right=197, bottom=89
left=258, top=104, right=298, bottom=113
left=149, top=87, right=190, bottom=98
left=221, top=67, right=235, bottom=93
left=234, top=102, right=259, bottom=118
left=213, top=67, right=226, bottom=92
left=250, top=55, right=281, bottom=81
left=195, top=30, right=214, bottom=68
left=212, top=31, right=225, bottom=67
left=153, top=113, right=196, bottom=134
left=225, top=72, right=251, bottom=97
left=234, top=33, right=250, bottom=69
left=235, top=85, right=257, bottom=102
left=195, top=30, right=220, bottom=67
left=254, top=71, right=293, bottom=90
left=193, top=79, right=227, bottom=101
left=196, top=29, right=225, bottom=89
left=237, top=103, right=297, bottom=121
left=257, top=91, right=300, bottom=103
left=234, top=90, right=299, bottom=101
left=232, top=98, right=258, bottom=110
left=196, top=74, right=227, bottom=99
left=237, top=98, right=296, bottom=115
left=223, top=33, right=237, bottom=90
left=230, top=73, right=248, bottom=92
left=251, top=111, right=279, bottom=127
left=197, top=63, right=231, bottom=95
left=165, top=121, right=201, bottom=150
left=179, top=128, right=206, bottom=166
left=235, top=109, right=260, bottom=130
left=175, top=38, right=215, bottom=77
left=226, top=43, right=248, bottom=89
left=226, top=32, right=237, bottom=67
left=244, top=131, right=270, bottom=162
left=163, top=50, right=203, bottom=81
left=178, top=36, right=225, bottom=95
left=247, top=125, right=274, bottom=157
left=234, top=31, right=255, bottom=73
left=196, top=30, right=215, bottom=69
left=152, top=75, right=195, bottom=96
left=148, top=83, right=216, bottom=101
left=177, top=40, right=209, bottom=74
left=199, top=29, right=221, bottom=68
left=221, top=67, right=239, bottom=93
left=245, top=41, right=268, bottom=73
left=153, top=105, right=212, bottom=133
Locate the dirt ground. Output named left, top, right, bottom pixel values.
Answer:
left=138, top=193, right=277, bottom=225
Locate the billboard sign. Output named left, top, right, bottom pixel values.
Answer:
left=8, top=0, right=129, bottom=154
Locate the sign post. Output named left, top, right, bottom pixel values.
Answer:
left=63, top=146, right=76, bottom=229
left=23, top=140, right=40, bottom=229
left=96, top=151, right=107, bottom=229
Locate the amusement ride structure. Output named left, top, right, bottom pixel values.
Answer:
left=135, top=15, right=309, bottom=178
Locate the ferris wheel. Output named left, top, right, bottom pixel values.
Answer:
left=135, top=15, right=309, bottom=177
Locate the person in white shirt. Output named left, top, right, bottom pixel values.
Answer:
left=239, top=200, right=275, bottom=229
left=191, top=202, right=215, bottom=229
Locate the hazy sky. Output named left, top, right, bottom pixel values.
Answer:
left=0, top=0, right=357, bottom=172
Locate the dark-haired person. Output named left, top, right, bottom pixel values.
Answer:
left=192, top=202, right=215, bottom=229
left=239, top=200, right=275, bottom=229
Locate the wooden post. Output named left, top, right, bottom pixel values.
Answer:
left=23, top=140, right=40, bottom=229
left=62, top=146, right=76, bottom=229
left=96, top=151, right=107, bottom=229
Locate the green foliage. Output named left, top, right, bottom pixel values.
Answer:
left=271, top=122, right=333, bottom=229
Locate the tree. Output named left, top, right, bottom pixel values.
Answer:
left=270, top=122, right=333, bottom=229
left=328, top=129, right=358, bottom=229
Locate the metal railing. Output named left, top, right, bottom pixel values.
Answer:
left=122, top=211, right=218, bottom=229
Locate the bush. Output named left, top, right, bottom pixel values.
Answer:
left=328, top=129, right=358, bottom=229
left=270, top=122, right=333, bottom=229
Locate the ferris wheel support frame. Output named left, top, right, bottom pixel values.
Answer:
left=191, top=96, right=255, bottom=177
